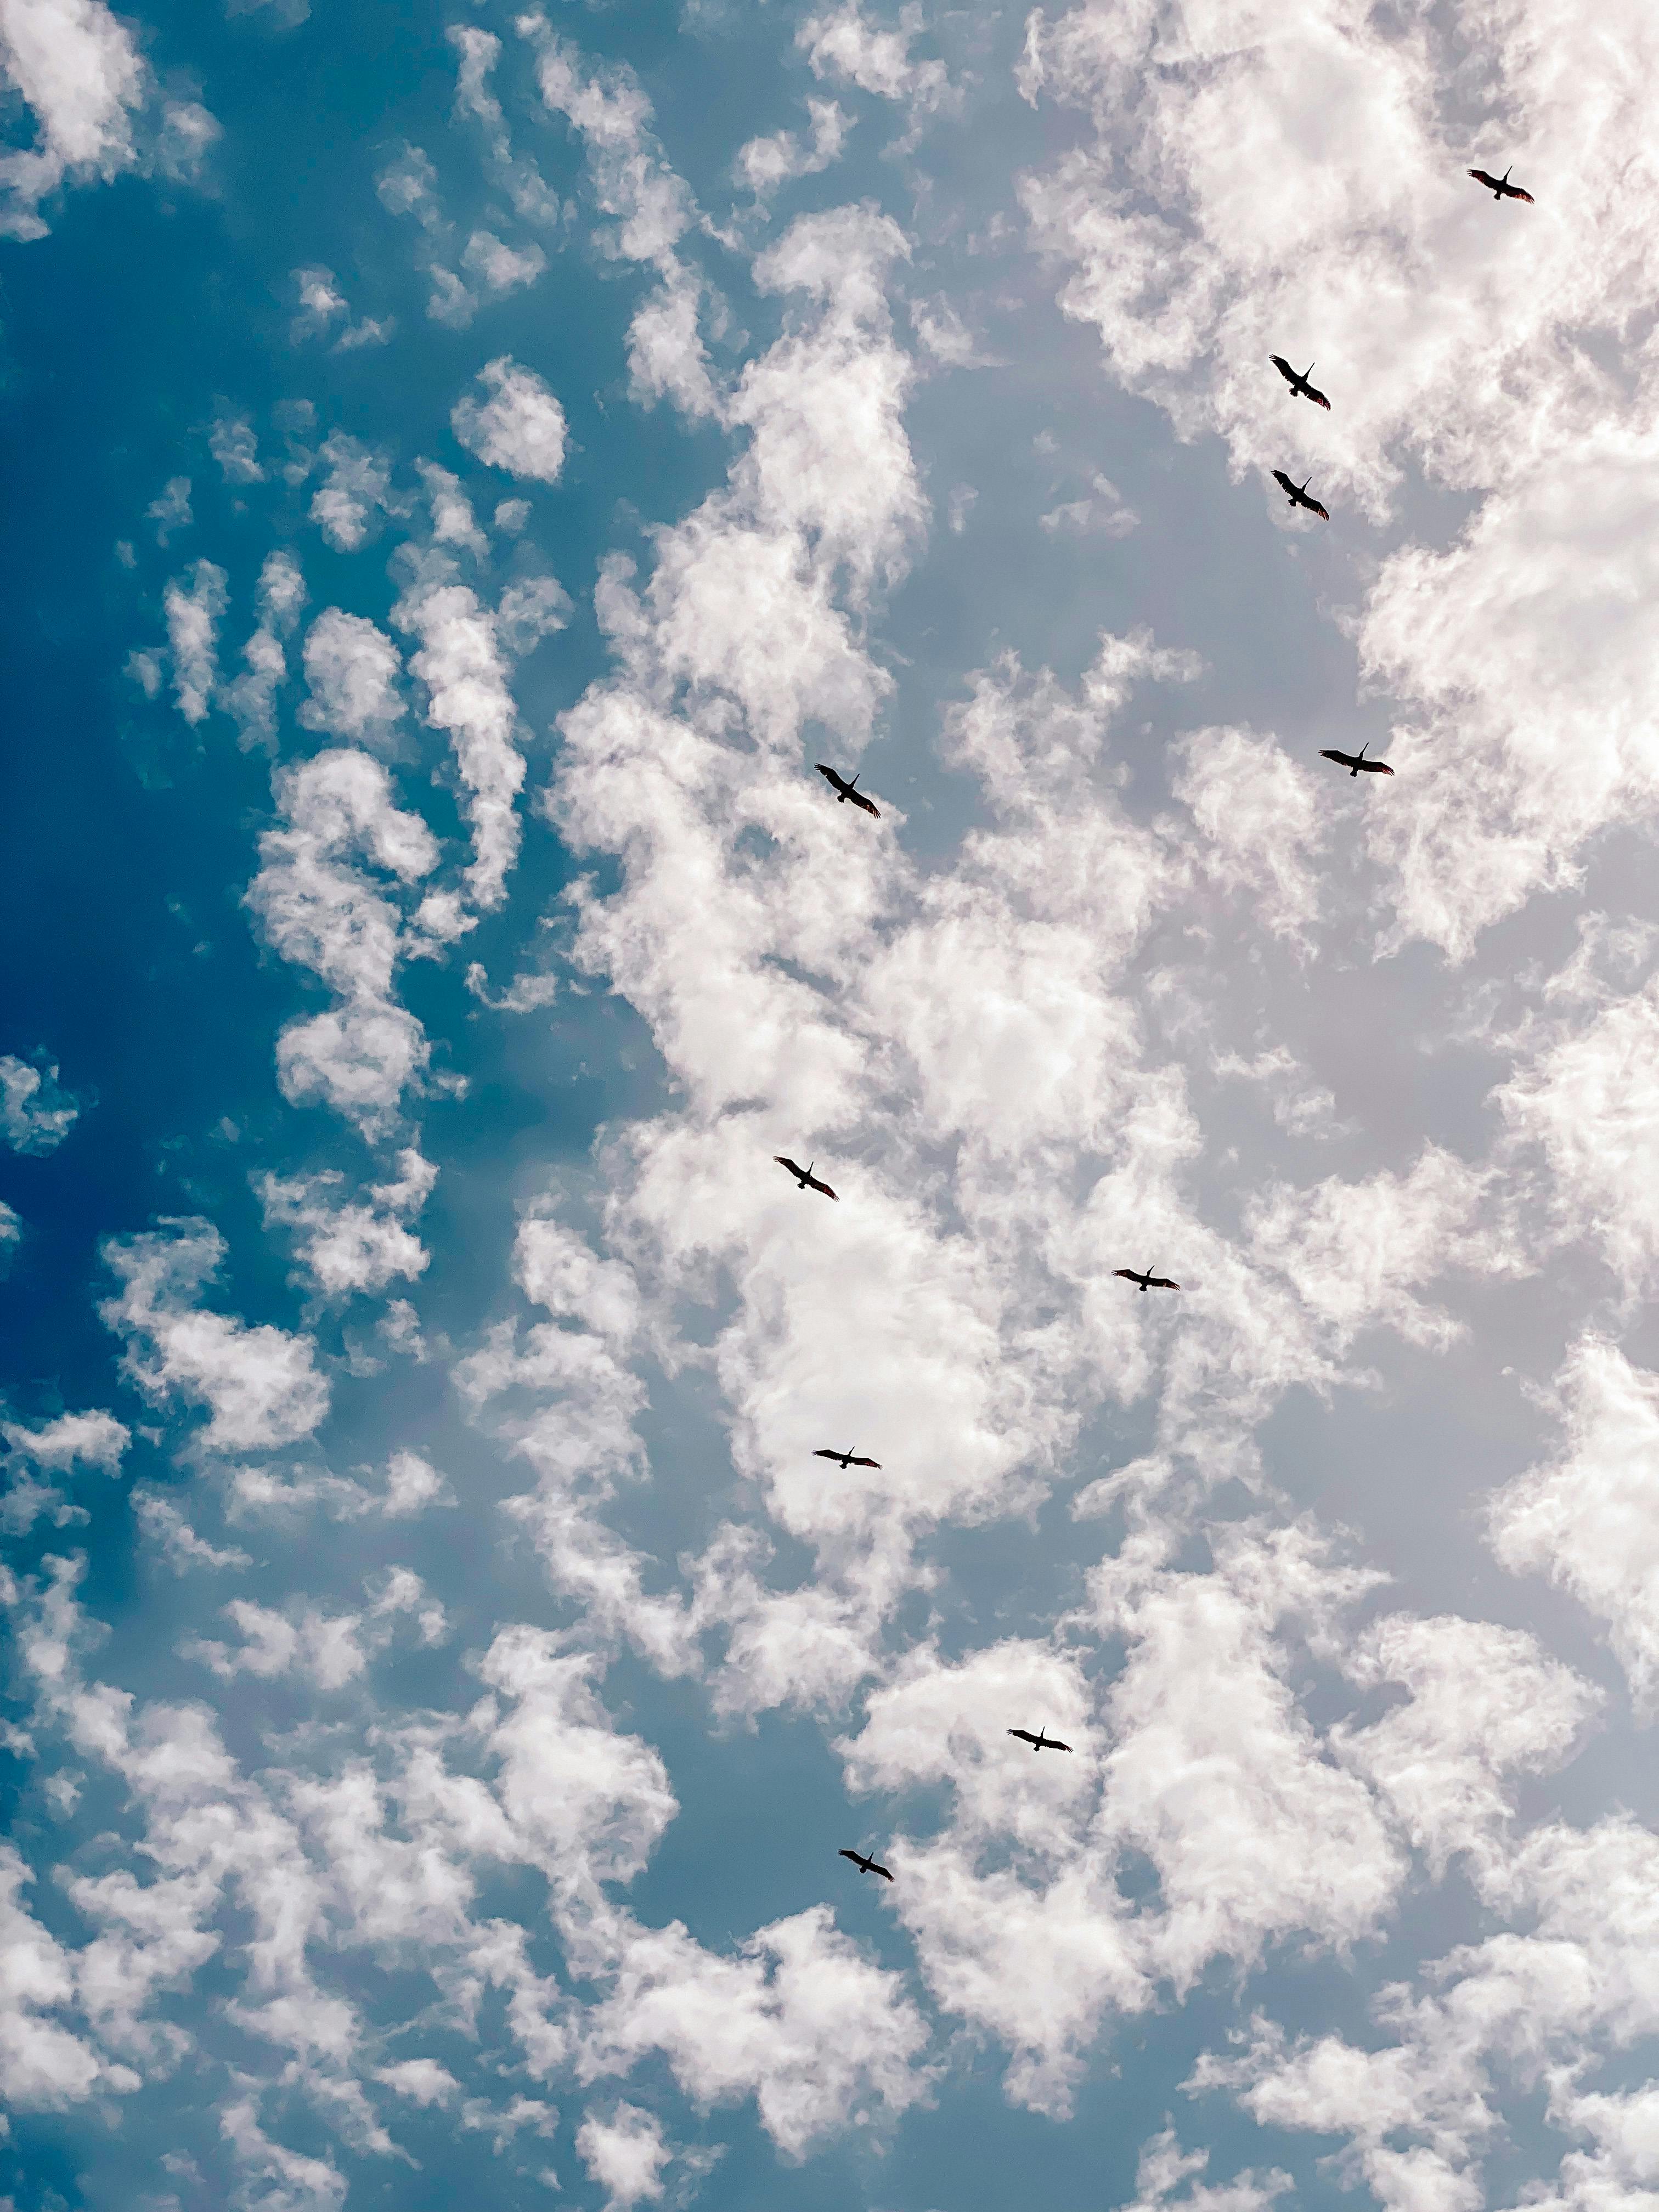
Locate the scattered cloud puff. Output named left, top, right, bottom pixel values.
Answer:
left=0, top=1053, right=86, bottom=1154
left=451, top=356, right=568, bottom=483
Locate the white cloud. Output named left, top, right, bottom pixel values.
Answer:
left=0, top=1195, right=20, bottom=1271
left=245, top=747, right=438, bottom=1136
left=100, top=1218, right=330, bottom=1453
left=260, top=1147, right=436, bottom=1299
left=577, top=2103, right=672, bottom=2211
left=737, top=97, right=849, bottom=198
left=461, top=227, right=546, bottom=298
left=298, top=609, right=405, bottom=746
left=0, top=1053, right=83, bottom=1154
left=224, top=548, right=307, bottom=751
left=164, top=557, right=227, bottom=725
left=1172, top=727, right=1324, bottom=942
left=209, top=410, right=263, bottom=484
left=310, top=433, right=396, bottom=551
left=375, top=2057, right=458, bottom=2106
left=451, top=356, right=568, bottom=484
left=0, top=1843, right=139, bottom=2106
left=1489, top=1336, right=1659, bottom=1713
left=148, top=474, right=193, bottom=544
left=798, top=1, right=950, bottom=121
left=0, top=0, right=146, bottom=240
left=132, top=1489, right=251, bottom=1573
left=2, top=1407, right=128, bottom=1471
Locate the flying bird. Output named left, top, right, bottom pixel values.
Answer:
left=816, top=763, right=880, bottom=817
left=815, top=1446, right=881, bottom=1470
left=774, top=1155, right=838, bottom=1200
left=1114, top=1265, right=1180, bottom=1293
left=839, top=1846, right=894, bottom=1882
left=1320, top=743, right=1394, bottom=779
left=1272, top=470, right=1330, bottom=521
left=1269, top=357, right=1331, bottom=410
left=1468, top=165, right=1534, bottom=203
left=1008, top=1727, right=1073, bottom=1753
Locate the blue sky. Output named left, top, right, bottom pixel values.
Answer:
left=8, top=2, right=1659, bottom=2210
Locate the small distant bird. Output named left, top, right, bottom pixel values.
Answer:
left=1269, top=357, right=1331, bottom=410
left=775, top=1155, right=838, bottom=1200
left=1468, top=165, right=1533, bottom=203
left=1114, top=1265, right=1180, bottom=1293
left=1272, top=470, right=1330, bottom=521
left=1320, top=743, right=1394, bottom=779
left=839, top=1846, right=894, bottom=1882
left=816, top=763, right=880, bottom=817
left=1008, top=1726, right=1073, bottom=1754
left=815, top=1446, right=881, bottom=1470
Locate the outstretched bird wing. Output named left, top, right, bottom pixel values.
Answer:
left=1042, top=1737, right=1075, bottom=1753
left=804, top=1169, right=839, bottom=1200
left=848, top=1454, right=881, bottom=1469
left=1305, top=494, right=1330, bottom=521
left=838, top=1849, right=864, bottom=1866
left=1468, top=168, right=1500, bottom=189
left=848, top=788, right=881, bottom=817
left=868, top=1860, right=894, bottom=1881
left=1508, top=183, right=1534, bottom=202
left=815, top=763, right=848, bottom=795
left=814, top=1449, right=844, bottom=1463
left=1147, top=1276, right=1182, bottom=1291
left=1269, top=355, right=1295, bottom=383
left=1112, top=1268, right=1143, bottom=1284
left=1320, top=749, right=1357, bottom=770
left=1305, top=381, right=1331, bottom=410
left=1272, top=469, right=1296, bottom=495
left=1356, top=759, right=1395, bottom=776
left=1008, top=1728, right=1040, bottom=1746
left=774, top=1155, right=805, bottom=1179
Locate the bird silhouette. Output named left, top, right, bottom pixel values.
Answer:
left=774, top=1156, right=838, bottom=1200
left=815, top=1447, right=881, bottom=1469
left=1114, top=1265, right=1180, bottom=1292
left=839, top=1846, right=894, bottom=1881
left=1008, top=1727, right=1073, bottom=1753
left=1269, top=357, right=1331, bottom=410
left=816, top=763, right=880, bottom=817
left=1272, top=469, right=1330, bottom=521
left=1320, top=744, right=1394, bottom=779
left=1468, top=165, right=1533, bottom=203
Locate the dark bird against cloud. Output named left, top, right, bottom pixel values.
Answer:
left=1114, top=1265, right=1181, bottom=1292
left=1321, top=744, right=1395, bottom=778
left=1468, top=166, right=1534, bottom=202
left=774, top=1156, right=838, bottom=1200
left=816, top=763, right=881, bottom=816
left=1008, top=1727, right=1073, bottom=1753
left=839, top=1846, right=895, bottom=1881
left=1272, top=470, right=1330, bottom=521
left=1269, top=357, right=1331, bottom=410
left=815, top=1446, right=881, bottom=1469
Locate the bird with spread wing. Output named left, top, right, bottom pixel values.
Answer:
left=1269, top=357, right=1331, bottom=410
left=839, top=1846, right=894, bottom=1881
left=815, top=1446, right=881, bottom=1469
left=1114, top=1265, right=1181, bottom=1293
left=1008, top=1726, right=1073, bottom=1753
left=1469, top=165, right=1533, bottom=202
left=816, top=763, right=880, bottom=816
left=1272, top=469, right=1330, bottom=521
left=1321, top=744, right=1394, bottom=779
left=774, top=1156, right=838, bottom=1200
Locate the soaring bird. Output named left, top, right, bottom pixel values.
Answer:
left=1008, top=1726, right=1073, bottom=1754
left=815, top=1446, right=881, bottom=1470
left=1468, top=165, right=1534, bottom=203
left=1114, top=1265, right=1180, bottom=1293
left=1320, top=743, right=1394, bottom=779
left=839, top=1846, right=894, bottom=1882
left=1272, top=470, right=1330, bottom=521
left=774, top=1155, right=838, bottom=1200
left=816, top=763, right=880, bottom=817
left=1269, top=357, right=1331, bottom=410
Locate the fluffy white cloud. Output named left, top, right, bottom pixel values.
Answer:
left=0, top=0, right=146, bottom=239
left=798, top=2, right=950, bottom=121
left=1489, top=1336, right=1659, bottom=1712
left=737, top=97, right=849, bottom=198
left=224, top=548, right=307, bottom=749
left=245, top=748, right=437, bottom=1135
left=100, top=1218, right=330, bottom=1452
left=310, top=432, right=396, bottom=551
left=163, top=557, right=228, bottom=725
left=0, top=1052, right=83, bottom=1154
left=260, top=1146, right=436, bottom=1299
left=298, top=608, right=405, bottom=746
left=577, top=2102, right=672, bottom=2211
left=450, top=356, right=567, bottom=483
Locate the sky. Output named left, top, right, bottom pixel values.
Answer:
left=6, top=0, right=1659, bottom=2208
